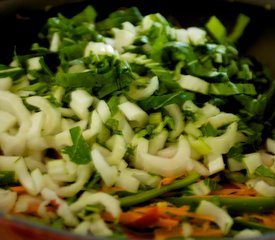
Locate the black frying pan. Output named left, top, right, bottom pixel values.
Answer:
left=0, top=0, right=275, bottom=239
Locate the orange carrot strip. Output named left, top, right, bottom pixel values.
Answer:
left=160, top=177, right=176, bottom=186
left=211, top=187, right=257, bottom=196
left=155, top=226, right=183, bottom=240
left=10, top=186, right=26, bottom=194
left=157, top=217, right=179, bottom=228
left=26, top=202, right=40, bottom=215
left=192, top=227, right=223, bottom=237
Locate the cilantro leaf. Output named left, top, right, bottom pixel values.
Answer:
left=64, top=126, right=91, bottom=164
left=255, top=165, right=275, bottom=179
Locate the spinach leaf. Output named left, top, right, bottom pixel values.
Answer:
left=138, top=91, right=194, bottom=111
left=64, top=126, right=91, bottom=164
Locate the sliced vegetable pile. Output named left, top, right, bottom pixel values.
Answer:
left=1, top=5, right=275, bottom=239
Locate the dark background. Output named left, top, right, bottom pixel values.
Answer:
left=0, top=1, right=274, bottom=240
left=0, top=0, right=274, bottom=76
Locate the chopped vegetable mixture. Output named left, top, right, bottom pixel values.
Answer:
left=1, top=5, right=275, bottom=239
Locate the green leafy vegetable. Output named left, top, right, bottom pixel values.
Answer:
left=138, top=91, right=194, bottom=111
left=0, top=171, right=17, bottom=187
left=64, top=126, right=92, bottom=164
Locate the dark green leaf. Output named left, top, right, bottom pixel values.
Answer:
left=138, top=91, right=194, bottom=111
left=0, top=64, right=24, bottom=79
left=209, top=82, right=257, bottom=96
left=255, top=165, right=275, bottom=179
left=0, top=171, right=17, bottom=187
left=205, top=16, right=227, bottom=42
left=228, top=14, right=250, bottom=42
left=200, top=123, right=218, bottom=137
left=96, top=7, right=142, bottom=31
left=71, top=6, right=97, bottom=24
left=64, top=126, right=91, bottom=164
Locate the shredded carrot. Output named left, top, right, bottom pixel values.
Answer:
left=10, top=186, right=26, bottom=194
left=26, top=202, right=40, bottom=216
left=160, top=177, right=176, bottom=186
left=119, top=212, right=143, bottom=225
left=134, top=205, right=189, bottom=216
left=155, top=223, right=223, bottom=239
left=191, top=227, right=223, bottom=237
left=157, top=217, right=179, bottom=228
left=244, top=212, right=275, bottom=228
left=155, top=226, right=183, bottom=240
left=211, top=185, right=257, bottom=196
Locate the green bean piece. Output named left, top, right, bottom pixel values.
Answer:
left=234, top=217, right=275, bottom=233
left=167, top=196, right=275, bottom=213
left=120, top=172, right=200, bottom=208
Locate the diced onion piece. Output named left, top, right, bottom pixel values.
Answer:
left=84, top=42, right=115, bottom=57
left=136, top=136, right=193, bottom=177
left=50, top=32, right=60, bottom=52
left=113, top=112, right=134, bottom=143
left=128, top=76, right=159, bottom=100
left=234, top=229, right=262, bottom=238
left=206, top=154, right=225, bottom=175
left=84, top=110, right=103, bottom=139
left=0, top=189, right=17, bottom=213
left=14, top=194, right=40, bottom=213
left=0, top=156, right=19, bottom=171
left=119, top=101, right=148, bottom=128
left=74, top=221, right=90, bottom=235
left=227, top=158, right=245, bottom=171
left=196, top=200, right=233, bottom=234
left=0, top=110, right=16, bottom=133
left=96, top=100, right=111, bottom=123
left=189, top=180, right=211, bottom=196
left=27, top=57, right=42, bottom=71
left=115, top=169, right=140, bottom=193
left=204, top=122, right=245, bottom=155
left=0, top=77, right=12, bottom=90
left=26, top=96, right=61, bottom=135
left=91, top=149, right=118, bottom=187
left=15, top=157, right=38, bottom=195
left=89, top=214, right=113, bottom=236
left=242, top=153, right=262, bottom=175
left=208, top=113, right=239, bottom=129
left=70, top=191, right=121, bottom=219
left=58, top=164, right=93, bottom=197
left=175, top=29, right=190, bottom=44
left=0, top=90, right=31, bottom=155
left=187, top=27, right=206, bottom=45
left=266, top=138, right=275, bottom=154
left=31, top=168, right=45, bottom=194
left=113, top=25, right=136, bottom=52
left=165, top=104, right=185, bottom=139
left=47, top=159, right=76, bottom=182
left=70, top=89, right=93, bottom=120
left=41, top=188, right=79, bottom=226
left=253, top=180, right=275, bottom=197
left=106, top=134, right=127, bottom=165
left=178, top=75, right=209, bottom=94
left=27, top=112, right=48, bottom=151
left=149, top=130, right=168, bottom=154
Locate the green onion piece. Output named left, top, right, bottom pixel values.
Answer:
left=234, top=217, right=275, bottom=233
left=167, top=196, right=275, bottom=213
left=228, top=14, right=250, bottom=42
left=205, top=16, right=227, bottom=42
left=120, top=172, right=200, bottom=208
left=209, top=82, right=256, bottom=96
